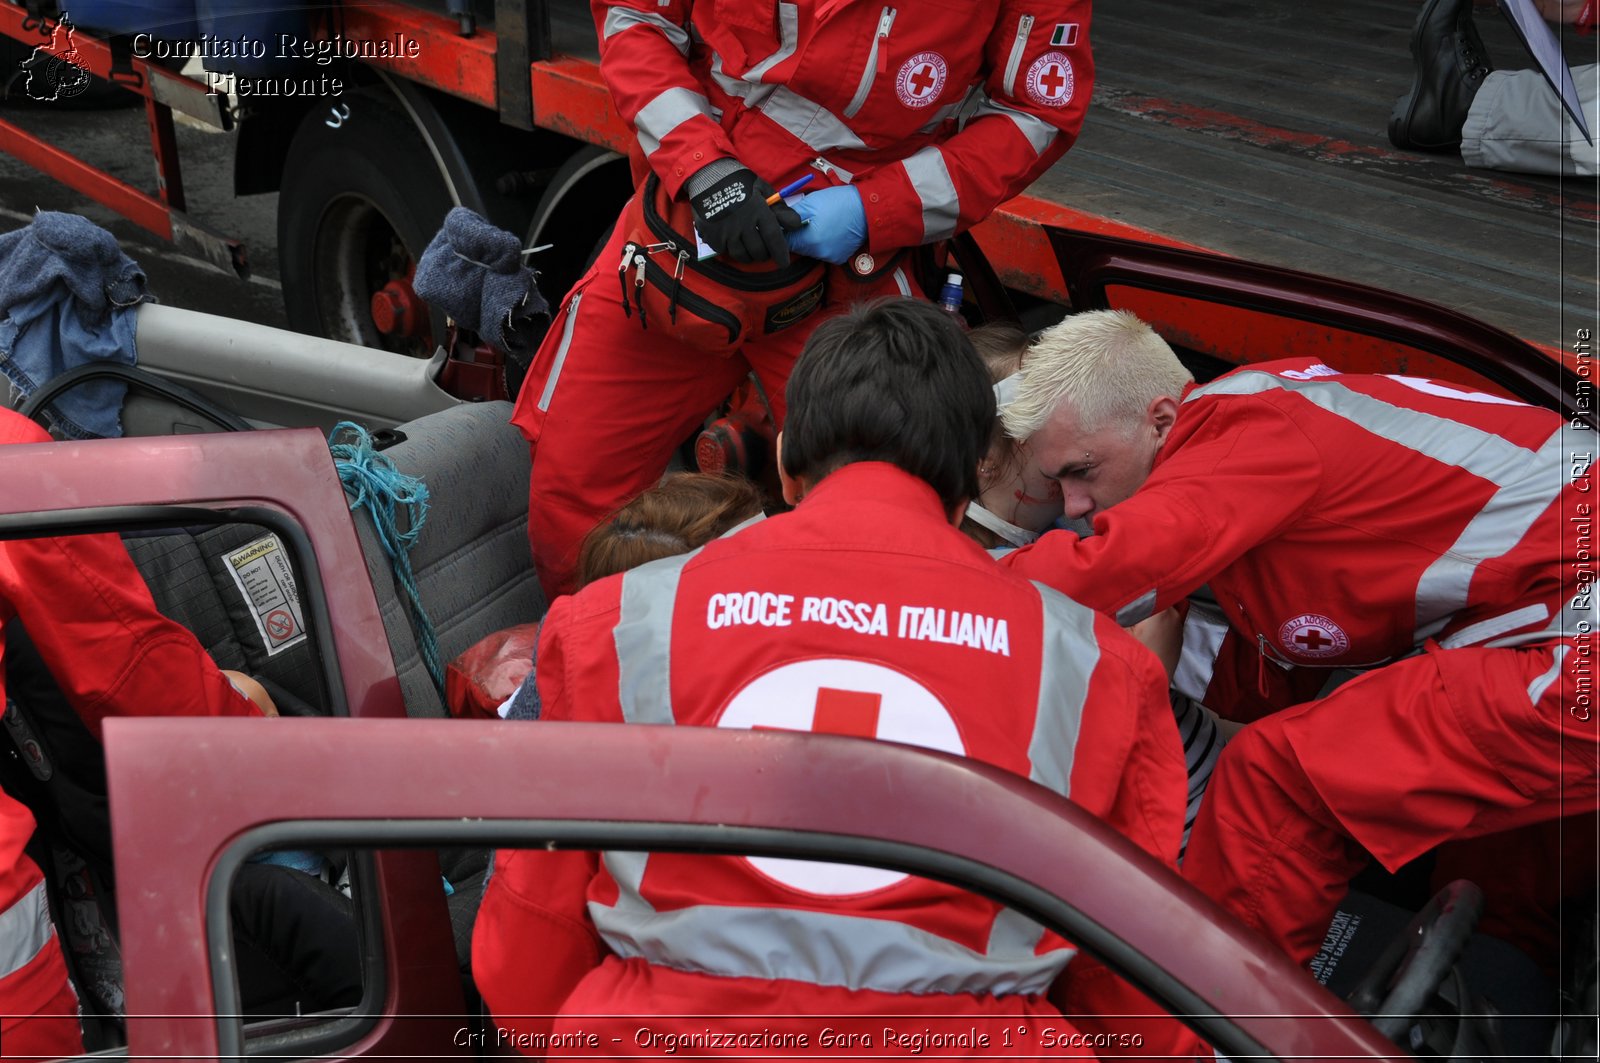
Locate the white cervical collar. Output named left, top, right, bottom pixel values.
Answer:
left=965, top=501, right=1040, bottom=547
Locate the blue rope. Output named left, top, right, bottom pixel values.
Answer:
left=328, top=421, right=446, bottom=700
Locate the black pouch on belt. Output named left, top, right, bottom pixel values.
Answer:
left=615, top=174, right=827, bottom=357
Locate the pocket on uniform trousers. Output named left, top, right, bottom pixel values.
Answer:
left=510, top=276, right=593, bottom=448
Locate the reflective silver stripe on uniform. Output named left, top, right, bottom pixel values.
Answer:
left=634, top=87, right=718, bottom=158
left=602, top=6, right=690, bottom=54
left=1115, top=588, right=1158, bottom=627
left=601, top=850, right=655, bottom=913
left=1029, top=582, right=1098, bottom=797
left=1415, top=427, right=1566, bottom=641
left=1485, top=598, right=1591, bottom=648
left=537, top=290, right=583, bottom=412
left=744, top=3, right=801, bottom=81
left=1438, top=604, right=1550, bottom=650
left=1173, top=600, right=1231, bottom=703
left=0, top=880, right=54, bottom=980
left=919, top=94, right=970, bottom=135
left=707, top=51, right=869, bottom=154
left=1527, top=644, right=1569, bottom=705
left=1189, top=372, right=1567, bottom=644
left=968, top=91, right=1059, bottom=155
left=591, top=897, right=1072, bottom=996
left=892, top=267, right=911, bottom=297
left=902, top=148, right=960, bottom=242
left=985, top=899, right=1052, bottom=959
left=613, top=552, right=697, bottom=725
left=1002, top=15, right=1034, bottom=96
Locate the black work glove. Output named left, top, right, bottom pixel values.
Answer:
left=687, top=164, right=803, bottom=266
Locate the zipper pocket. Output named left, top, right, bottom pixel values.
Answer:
left=537, top=289, right=584, bottom=413
left=811, top=155, right=857, bottom=184
left=638, top=252, right=741, bottom=346
left=844, top=6, right=896, bottom=119
left=1002, top=14, right=1034, bottom=97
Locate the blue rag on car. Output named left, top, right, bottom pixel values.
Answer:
left=0, top=211, right=151, bottom=439
left=412, top=207, right=549, bottom=354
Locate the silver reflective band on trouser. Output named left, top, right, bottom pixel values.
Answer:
left=901, top=148, right=960, bottom=243
left=0, top=880, right=55, bottom=981
left=602, top=7, right=690, bottom=54
left=537, top=291, right=582, bottom=413
left=1190, top=372, right=1568, bottom=645
left=635, top=87, right=718, bottom=158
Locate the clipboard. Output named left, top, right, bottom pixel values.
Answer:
left=1499, top=0, right=1593, bottom=144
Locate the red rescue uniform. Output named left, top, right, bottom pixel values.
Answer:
left=515, top=0, right=1094, bottom=597
left=0, top=409, right=261, bottom=1056
left=1003, top=359, right=1596, bottom=963
left=474, top=463, right=1196, bottom=1057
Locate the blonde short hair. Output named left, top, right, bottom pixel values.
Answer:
left=1000, top=310, right=1193, bottom=440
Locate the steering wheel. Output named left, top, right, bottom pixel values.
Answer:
left=1345, top=880, right=1485, bottom=1041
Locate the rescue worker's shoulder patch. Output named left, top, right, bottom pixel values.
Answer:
left=1025, top=52, right=1075, bottom=108
left=896, top=51, right=947, bottom=108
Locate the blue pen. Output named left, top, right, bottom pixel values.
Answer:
left=765, top=173, right=816, bottom=205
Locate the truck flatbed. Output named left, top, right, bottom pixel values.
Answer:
left=1, top=0, right=1591, bottom=350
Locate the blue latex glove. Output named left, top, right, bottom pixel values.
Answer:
left=784, top=186, right=867, bottom=264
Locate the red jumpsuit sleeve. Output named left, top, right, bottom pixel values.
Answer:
left=1051, top=623, right=1203, bottom=1058
left=1003, top=399, right=1323, bottom=624
left=855, top=0, right=1094, bottom=253
left=472, top=596, right=607, bottom=1049
left=0, top=531, right=258, bottom=744
left=592, top=0, right=736, bottom=198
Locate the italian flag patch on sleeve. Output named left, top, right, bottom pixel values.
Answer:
left=1050, top=23, right=1079, bottom=46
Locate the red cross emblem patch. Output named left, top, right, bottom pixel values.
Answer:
left=895, top=51, right=947, bottom=109
left=1278, top=613, right=1350, bottom=659
left=1025, top=51, right=1075, bottom=108
left=717, top=657, right=963, bottom=894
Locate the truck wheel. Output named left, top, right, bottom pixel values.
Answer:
left=525, top=145, right=633, bottom=307
left=277, top=88, right=453, bottom=357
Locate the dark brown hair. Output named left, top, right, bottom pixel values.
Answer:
left=576, top=473, right=764, bottom=588
left=781, top=298, right=994, bottom=511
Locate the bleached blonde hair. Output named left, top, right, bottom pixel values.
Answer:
left=1000, top=309, right=1193, bottom=440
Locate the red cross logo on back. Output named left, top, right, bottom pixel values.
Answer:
left=753, top=687, right=882, bottom=738
left=717, top=658, right=964, bottom=894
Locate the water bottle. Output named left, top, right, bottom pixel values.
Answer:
left=937, top=273, right=966, bottom=327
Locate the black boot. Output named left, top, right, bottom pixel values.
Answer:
left=1389, top=0, right=1495, bottom=152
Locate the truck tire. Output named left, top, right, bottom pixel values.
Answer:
left=524, top=145, right=633, bottom=308
left=276, top=87, right=453, bottom=357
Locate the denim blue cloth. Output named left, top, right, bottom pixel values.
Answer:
left=412, top=207, right=548, bottom=354
left=0, top=211, right=150, bottom=439
left=502, top=617, right=544, bottom=721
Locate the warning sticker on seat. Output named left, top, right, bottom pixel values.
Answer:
left=224, top=535, right=307, bottom=656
